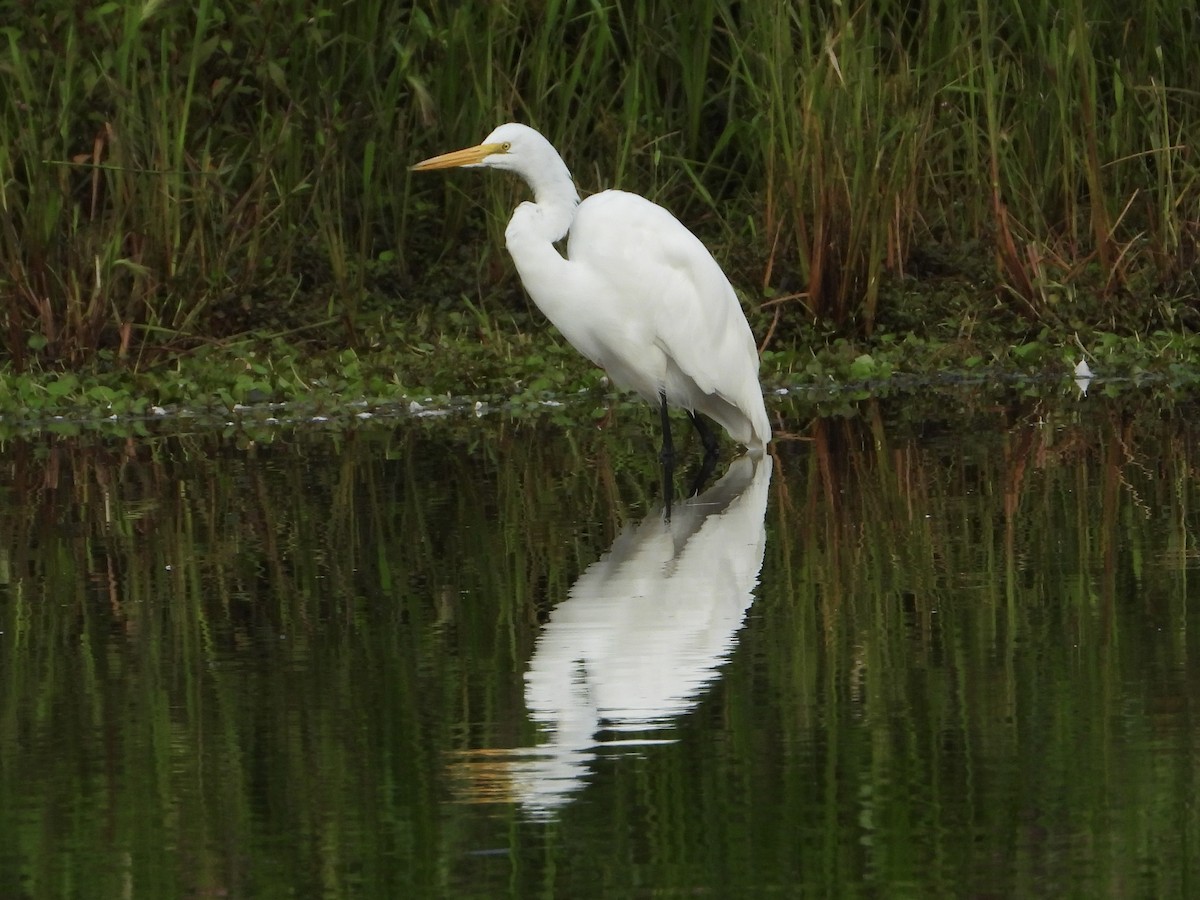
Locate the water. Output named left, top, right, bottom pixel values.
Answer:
left=1, top=386, right=1198, bottom=898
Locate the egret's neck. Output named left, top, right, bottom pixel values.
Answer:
left=504, top=160, right=585, bottom=337
left=521, top=156, right=580, bottom=244
left=501, top=137, right=587, bottom=335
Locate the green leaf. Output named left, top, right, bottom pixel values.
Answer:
left=46, top=376, right=79, bottom=398
left=850, top=354, right=876, bottom=379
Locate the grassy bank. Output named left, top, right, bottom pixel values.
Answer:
left=3, top=284, right=1200, bottom=437
left=1, top=0, right=1198, bottom=387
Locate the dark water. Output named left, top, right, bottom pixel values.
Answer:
left=1, top=386, right=1198, bottom=898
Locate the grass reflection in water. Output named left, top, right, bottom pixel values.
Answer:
left=0, top=389, right=1197, bottom=898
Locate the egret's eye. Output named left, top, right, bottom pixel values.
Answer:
left=502, top=142, right=512, bottom=152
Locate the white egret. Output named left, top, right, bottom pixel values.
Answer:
left=411, top=123, right=771, bottom=459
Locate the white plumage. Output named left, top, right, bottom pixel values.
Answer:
left=412, top=123, right=771, bottom=456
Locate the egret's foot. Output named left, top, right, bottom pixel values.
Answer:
left=661, top=453, right=676, bottom=519
left=686, top=453, right=718, bottom=498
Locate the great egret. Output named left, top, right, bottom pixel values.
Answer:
left=411, top=123, right=771, bottom=459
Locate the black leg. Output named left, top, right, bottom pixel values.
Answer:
left=688, top=412, right=720, bottom=460
left=683, top=413, right=719, bottom=497
left=659, top=394, right=675, bottom=516
left=662, top=451, right=676, bottom=518
left=686, top=452, right=718, bottom=498
left=658, top=393, right=674, bottom=463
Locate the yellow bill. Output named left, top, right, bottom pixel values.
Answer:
left=410, top=142, right=507, bottom=171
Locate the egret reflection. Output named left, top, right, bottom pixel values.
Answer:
left=1074, top=358, right=1094, bottom=397
left=450, top=453, right=772, bottom=818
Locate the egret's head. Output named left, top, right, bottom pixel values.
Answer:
left=410, top=123, right=549, bottom=174
left=411, top=123, right=578, bottom=210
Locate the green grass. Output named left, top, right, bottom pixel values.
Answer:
left=4, top=283, right=1200, bottom=438
left=1, top=0, right=1197, bottom=371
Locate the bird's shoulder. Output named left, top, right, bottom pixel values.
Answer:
left=575, top=189, right=677, bottom=229
left=572, top=190, right=715, bottom=272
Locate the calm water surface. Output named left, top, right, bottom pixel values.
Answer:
left=1, top=386, right=1198, bottom=898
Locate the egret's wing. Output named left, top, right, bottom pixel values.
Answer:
left=570, top=191, right=766, bottom=439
